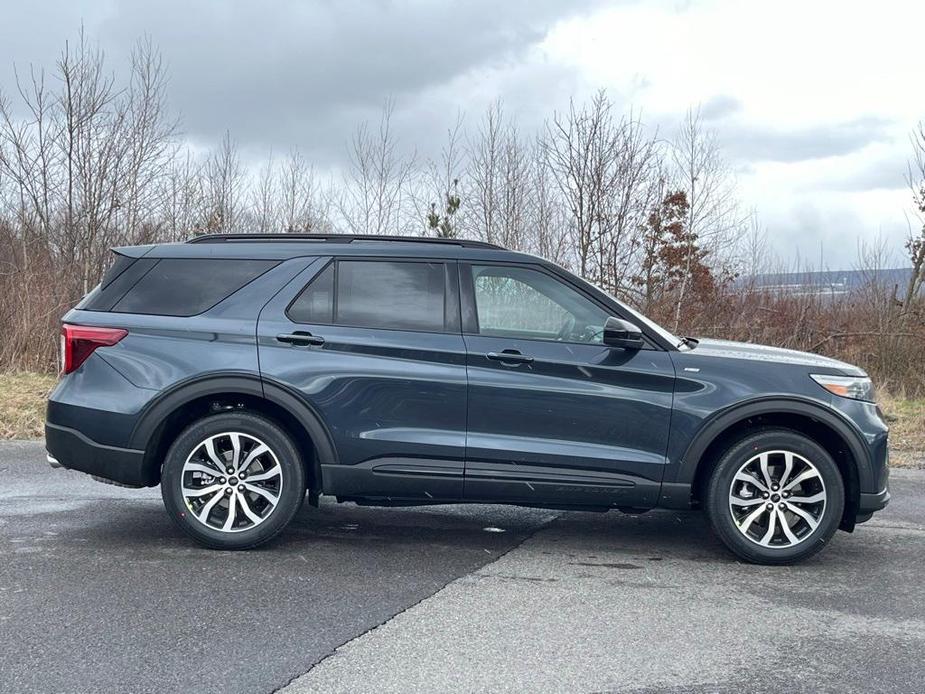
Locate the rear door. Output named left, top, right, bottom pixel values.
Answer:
left=460, top=262, right=675, bottom=508
left=257, top=256, right=467, bottom=501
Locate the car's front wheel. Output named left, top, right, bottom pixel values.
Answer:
left=161, top=412, right=305, bottom=550
left=706, top=429, right=844, bottom=565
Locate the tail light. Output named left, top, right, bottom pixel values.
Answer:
left=60, top=324, right=128, bottom=374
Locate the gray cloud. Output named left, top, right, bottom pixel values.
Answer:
left=761, top=199, right=910, bottom=269
left=814, top=154, right=908, bottom=192
left=721, top=116, right=893, bottom=163
left=699, top=94, right=741, bottom=121
left=100, top=0, right=604, bottom=161
left=0, top=0, right=605, bottom=165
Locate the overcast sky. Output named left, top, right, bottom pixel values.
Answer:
left=1, top=0, right=921, bottom=268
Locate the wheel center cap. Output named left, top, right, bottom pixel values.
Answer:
left=771, top=493, right=781, bottom=503
left=229, top=476, right=239, bottom=486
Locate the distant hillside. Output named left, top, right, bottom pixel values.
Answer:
left=740, top=268, right=915, bottom=296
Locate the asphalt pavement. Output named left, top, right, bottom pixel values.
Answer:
left=1, top=441, right=923, bottom=693
left=0, top=442, right=553, bottom=693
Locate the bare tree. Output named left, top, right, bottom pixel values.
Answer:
left=418, top=112, right=466, bottom=238
left=495, top=118, right=531, bottom=250
left=0, top=29, right=177, bottom=367
left=341, top=98, right=415, bottom=235
left=543, top=92, right=662, bottom=295
left=59, top=33, right=134, bottom=290
left=160, top=149, right=201, bottom=241
left=601, top=111, right=663, bottom=294
left=118, top=37, right=179, bottom=244
left=670, top=107, right=745, bottom=330
left=0, top=30, right=177, bottom=291
left=739, top=210, right=771, bottom=281
left=543, top=95, right=605, bottom=279
left=526, top=136, right=570, bottom=266
left=467, top=99, right=504, bottom=244
left=250, top=152, right=278, bottom=233
left=199, top=130, right=243, bottom=233
left=277, top=150, right=318, bottom=232
left=903, top=120, right=925, bottom=313
left=468, top=100, right=537, bottom=250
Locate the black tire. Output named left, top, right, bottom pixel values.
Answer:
left=161, top=412, right=305, bottom=550
left=705, top=429, right=844, bottom=565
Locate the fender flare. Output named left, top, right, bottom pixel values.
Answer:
left=130, top=372, right=338, bottom=480
left=676, top=396, right=872, bottom=490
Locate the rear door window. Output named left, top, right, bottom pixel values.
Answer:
left=288, top=259, right=448, bottom=332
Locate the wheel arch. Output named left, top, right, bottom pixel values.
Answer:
left=130, top=373, right=336, bottom=490
left=678, top=398, right=869, bottom=529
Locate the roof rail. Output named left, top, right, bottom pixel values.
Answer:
left=186, top=233, right=502, bottom=249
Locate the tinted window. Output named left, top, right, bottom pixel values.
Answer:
left=81, top=257, right=159, bottom=311
left=287, top=263, right=334, bottom=324
left=338, top=261, right=445, bottom=331
left=100, top=253, right=137, bottom=289
left=111, top=259, right=276, bottom=316
left=288, top=260, right=447, bottom=332
left=471, top=265, right=609, bottom=344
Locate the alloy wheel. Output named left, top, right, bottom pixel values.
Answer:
left=181, top=432, right=283, bottom=533
left=728, top=450, right=827, bottom=548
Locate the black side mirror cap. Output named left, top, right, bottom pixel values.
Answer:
left=603, top=316, right=644, bottom=350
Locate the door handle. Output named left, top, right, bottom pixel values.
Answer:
left=486, top=350, right=534, bottom=365
left=276, top=331, right=325, bottom=346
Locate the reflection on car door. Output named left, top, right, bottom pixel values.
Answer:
left=460, top=262, right=674, bottom=508
left=257, top=256, right=468, bottom=501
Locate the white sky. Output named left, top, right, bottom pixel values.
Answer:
left=540, top=0, right=924, bottom=267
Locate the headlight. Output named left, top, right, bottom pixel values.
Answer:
left=810, top=374, right=875, bottom=402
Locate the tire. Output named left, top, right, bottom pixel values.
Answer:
left=705, top=429, right=844, bottom=565
left=161, top=412, right=305, bottom=550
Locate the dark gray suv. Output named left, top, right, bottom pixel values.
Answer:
left=45, top=234, right=890, bottom=564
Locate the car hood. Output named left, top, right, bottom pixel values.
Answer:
left=689, top=338, right=866, bottom=376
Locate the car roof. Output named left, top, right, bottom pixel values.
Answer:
left=114, top=234, right=544, bottom=264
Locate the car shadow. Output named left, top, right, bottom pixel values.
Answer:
left=42, top=496, right=737, bottom=564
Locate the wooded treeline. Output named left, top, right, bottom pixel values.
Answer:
left=1, top=34, right=923, bottom=394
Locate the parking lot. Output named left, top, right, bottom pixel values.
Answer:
left=2, top=440, right=923, bottom=693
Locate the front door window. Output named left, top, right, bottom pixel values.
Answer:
left=471, top=265, right=609, bottom=344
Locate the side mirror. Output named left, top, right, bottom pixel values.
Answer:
left=603, top=317, right=644, bottom=350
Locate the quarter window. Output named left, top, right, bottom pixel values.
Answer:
left=107, top=259, right=277, bottom=317
left=470, top=265, right=609, bottom=344
left=288, top=263, right=334, bottom=324
left=289, top=260, right=447, bottom=332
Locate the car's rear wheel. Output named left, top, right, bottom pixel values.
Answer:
left=161, top=412, right=305, bottom=550
left=705, top=429, right=844, bottom=565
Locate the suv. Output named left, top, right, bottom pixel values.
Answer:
left=45, top=234, right=890, bottom=564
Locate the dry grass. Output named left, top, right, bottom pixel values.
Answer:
left=879, top=393, right=925, bottom=468
left=0, top=371, right=57, bottom=439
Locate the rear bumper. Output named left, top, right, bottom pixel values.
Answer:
left=45, top=422, right=148, bottom=487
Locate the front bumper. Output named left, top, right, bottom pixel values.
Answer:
left=858, top=484, right=891, bottom=515
left=853, top=460, right=890, bottom=525
left=45, top=422, right=148, bottom=487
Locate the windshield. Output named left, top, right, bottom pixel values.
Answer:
left=612, top=298, right=691, bottom=350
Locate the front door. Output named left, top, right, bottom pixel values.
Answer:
left=257, top=256, right=468, bottom=501
left=460, top=263, right=674, bottom=508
